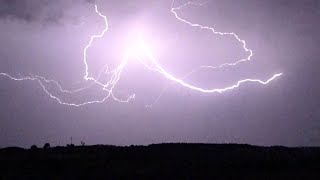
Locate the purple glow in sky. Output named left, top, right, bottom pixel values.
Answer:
left=1, top=0, right=318, bottom=148
left=0, top=0, right=282, bottom=107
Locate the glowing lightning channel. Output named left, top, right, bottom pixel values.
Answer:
left=134, top=0, right=283, bottom=94
left=0, top=1, right=283, bottom=107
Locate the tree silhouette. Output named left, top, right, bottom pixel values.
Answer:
left=30, top=145, right=38, bottom=150
left=43, top=143, right=50, bottom=149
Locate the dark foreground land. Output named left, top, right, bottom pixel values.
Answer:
left=1, top=143, right=320, bottom=179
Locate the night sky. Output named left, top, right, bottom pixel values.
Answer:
left=0, top=0, right=319, bottom=148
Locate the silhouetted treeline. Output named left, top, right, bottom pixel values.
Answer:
left=1, top=143, right=320, bottom=179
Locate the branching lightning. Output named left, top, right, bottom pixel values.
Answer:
left=0, top=0, right=282, bottom=107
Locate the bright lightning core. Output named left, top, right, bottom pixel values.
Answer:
left=124, top=30, right=151, bottom=58
left=0, top=1, right=283, bottom=107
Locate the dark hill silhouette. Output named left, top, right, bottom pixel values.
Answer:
left=1, top=143, right=320, bottom=179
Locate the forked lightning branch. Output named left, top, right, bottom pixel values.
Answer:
left=0, top=1, right=283, bottom=107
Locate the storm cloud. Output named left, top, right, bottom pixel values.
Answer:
left=0, top=0, right=94, bottom=24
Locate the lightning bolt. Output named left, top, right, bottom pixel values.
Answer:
left=0, top=1, right=283, bottom=107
